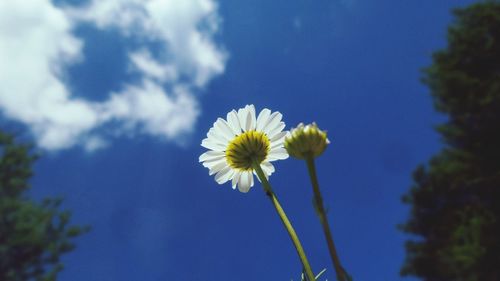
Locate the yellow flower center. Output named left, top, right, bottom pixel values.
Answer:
left=225, top=131, right=270, bottom=171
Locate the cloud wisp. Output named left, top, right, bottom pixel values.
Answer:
left=0, top=0, right=226, bottom=151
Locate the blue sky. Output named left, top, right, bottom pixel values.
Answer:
left=0, top=0, right=478, bottom=280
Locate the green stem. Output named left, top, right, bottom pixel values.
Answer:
left=252, top=162, right=316, bottom=281
left=305, top=156, right=346, bottom=281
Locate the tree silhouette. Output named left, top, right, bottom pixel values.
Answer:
left=0, top=132, right=88, bottom=281
left=401, top=2, right=500, bottom=281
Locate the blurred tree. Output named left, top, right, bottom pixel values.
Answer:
left=0, top=132, right=88, bottom=281
left=401, top=2, right=500, bottom=281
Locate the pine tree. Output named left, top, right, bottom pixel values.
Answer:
left=0, top=132, right=88, bottom=280
left=401, top=2, right=500, bottom=281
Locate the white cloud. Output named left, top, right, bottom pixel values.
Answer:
left=69, top=0, right=226, bottom=87
left=129, top=50, right=178, bottom=82
left=102, top=80, right=199, bottom=139
left=0, top=0, right=226, bottom=151
left=83, top=136, right=108, bottom=152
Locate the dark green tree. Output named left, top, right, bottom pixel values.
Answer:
left=0, top=131, right=88, bottom=281
left=401, top=2, right=500, bottom=281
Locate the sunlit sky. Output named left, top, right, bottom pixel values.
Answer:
left=0, top=0, right=477, bottom=280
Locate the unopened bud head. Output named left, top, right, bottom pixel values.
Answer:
left=284, top=122, right=330, bottom=159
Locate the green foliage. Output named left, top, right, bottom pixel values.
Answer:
left=401, top=1, right=500, bottom=281
left=0, top=132, right=89, bottom=281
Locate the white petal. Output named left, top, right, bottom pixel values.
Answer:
left=262, top=112, right=282, bottom=135
left=208, top=160, right=228, bottom=175
left=201, top=138, right=226, bottom=151
left=214, top=118, right=235, bottom=141
left=231, top=171, right=241, bottom=190
left=253, top=162, right=274, bottom=183
left=271, top=141, right=285, bottom=150
left=247, top=105, right=256, bottom=131
left=226, top=110, right=241, bottom=134
left=270, top=131, right=287, bottom=143
left=206, top=129, right=227, bottom=145
left=256, top=108, right=271, bottom=131
left=199, top=151, right=225, bottom=162
left=215, top=166, right=235, bottom=184
left=250, top=173, right=254, bottom=187
left=267, top=122, right=286, bottom=139
left=261, top=162, right=275, bottom=176
left=237, top=107, right=248, bottom=132
left=203, top=157, right=225, bottom=168
left=238, top=105, right=256, bottom=132
left=237, top=171, right=254, bottom=193
left=267, top=147, right=289, bottom=161
left=203, top=157, right=226, bottom=169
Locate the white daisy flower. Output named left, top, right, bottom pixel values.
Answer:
left=199, top=104, right=289, bottom=193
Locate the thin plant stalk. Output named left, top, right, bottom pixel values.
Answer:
left=252, top=161, right=316, bottom=281
left=305, top=155, right=346, bottom=281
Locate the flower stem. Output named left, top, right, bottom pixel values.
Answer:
left=252, top=162, right=316, bottom=281
left=305, top=156, right=346, bottom=281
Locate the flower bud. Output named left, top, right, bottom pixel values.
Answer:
left=284, top=122, right=330, bottom=159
